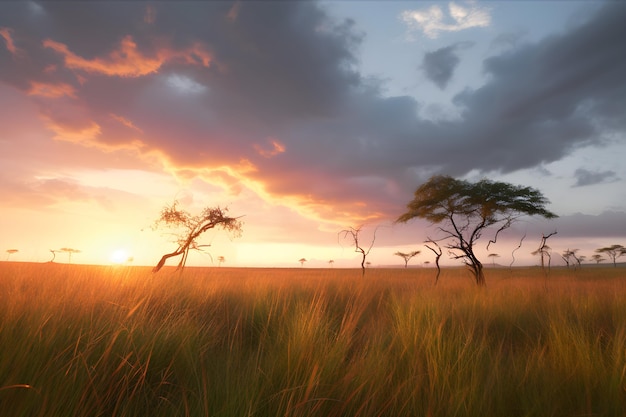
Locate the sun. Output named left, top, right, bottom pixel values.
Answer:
left=110, top=249, right=130, bottom=264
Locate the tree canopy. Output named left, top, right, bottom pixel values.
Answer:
left=153, top=202, right=243, bottom=273
left=397, top=175, right=557, bottom=285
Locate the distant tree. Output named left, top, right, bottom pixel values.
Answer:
left=591, top=254, right=605, bottom=264
left=217, top=256, right=225, bottom=267
left=560, top=249, right=581, bottom=269
left=60, top=248, right=81, bottom=263
left=5, top=249, right=18, bottom=261
left=339, top=225, right=377, bottom=277
left=299, top=258, right=307, bottom=267
left=596, top=244, right=626, bottom=267
left=366, top=261, right=372, bottom=268
left=397, top=175, right=557, bottom=286
left=48, top=249, right=59, bottom=263
left=531, top=232, right=557, bottom=272
left=394, top=250, right=421, bottom=268
left=488, top=253, right=500, bottom=267
left=152, top=201, right=243, bottom=273
left=424, top=238, right=443, bottom=285
left=328, top=259, right=334, bottom=268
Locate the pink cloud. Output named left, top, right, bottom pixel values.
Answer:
left=27, top=81, right=77, bottom=98
left=0, top=27, right=19, bottom=56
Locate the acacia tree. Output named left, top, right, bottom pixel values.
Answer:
left=394, top=250, right=421, bottom=268
left=299, top=258, right=307, bottom=267
left=5, top=249, right=18, bottom=261
left=488, top=253, right=500, bottom=267
left=339, top=225, right=377, bottom=277
left=60, top=248, right=81, bottom=263
left=596, top=244, right=626, bottom=267
left=217, top=256, right=225, bottom=267
left=531, top=231, right=557, bottom=272
left=591, top=254, right=605, bottom=264
left=397, top=175, right=557, bottom=286
left=153, top=201, right=243, bottom=273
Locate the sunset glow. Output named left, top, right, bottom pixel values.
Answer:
left=1, top=1, right=625, bottom=268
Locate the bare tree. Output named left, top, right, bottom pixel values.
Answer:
left=5, top=249, right=18, bottom=261
left=424, top=238, right=443, bottom=285
left=339, top=225, right=377, bottom=277
left=298, top=258, right=307, bottom=267
left=596, top=244, right=626, bottom=267
left=394, top=250, right=421, bottom=268
left=328, top=259, right=334, bottom=268
left=532, top=232, right=557, bottom=272
left=153, top=201, right=243, bottom=273
left=48, top=249, right=59, bottom=263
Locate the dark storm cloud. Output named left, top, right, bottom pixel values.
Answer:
left=1, top=1, right=625, bottom=224
left=573, top=168, right=619, bottom=187
left=421, top=42, right=473, bottom=89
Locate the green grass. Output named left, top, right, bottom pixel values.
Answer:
left=1, top=263, right=626, bottom=416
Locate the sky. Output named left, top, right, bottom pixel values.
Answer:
left=1, top=0, right=625, bottom=269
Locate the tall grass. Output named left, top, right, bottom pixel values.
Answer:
left=1, top=263, right=625, bottom=416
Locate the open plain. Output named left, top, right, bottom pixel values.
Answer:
left=1, top=262, right=626, bottom=417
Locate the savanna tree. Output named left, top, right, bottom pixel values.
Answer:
left=5, top=249, right=18, bottom=261
left=596, top=244, right=626, bottom=267
left=591, top=254, right=604, bottom=264
left=488, top=253, right=500, bottom=267
left=153, top=201, right=243, bottom=273
left=60, top=248, right=81, bottom=263
left=217, top=256, right=225, bottom=267
left=299, top=258, right=307, bottom=267
left=339, top=225, right=377, bottom=277
left=394, top=250, right=421, bottom=268
left=531, top=231, right=556, bottom=272
left=424, top=238, right=443, bottom=285
left=397, top=175, right=557, bottom=286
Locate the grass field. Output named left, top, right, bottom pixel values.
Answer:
left=1, top=262, right=626, bottom=417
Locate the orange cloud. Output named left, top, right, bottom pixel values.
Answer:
left=254, top=138, right=286, bottom=158
left=0, top=27, right=19, bottom=56
left=227, top=1, right=242, bottom=22
left=110, top=113, right=143, bottom=134
left=28, top=81, right=77, bottom=98
left=43, top=35, right=213, bottom=78
left=44, top=118, right=102, bottom=145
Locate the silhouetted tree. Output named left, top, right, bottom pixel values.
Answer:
left=153, top=201, right=243, bottom=273
left=591, top=254, right=605, bottom=264
left=217, top=256, right=225, bottom=267
left=531, top=231, right=557, bottom=272
left=397, top=175, right=557, bottom=286
left=339, top=225, right=377, bottom=277
left=328, top=259, right=334, bottom=268
left=5, top=249, right=18, bottom=261
left=425, top=238, right=443, bottom=285
left=596, top=244, right=626, bottom=267
left=299, top=258, right=307, bottom=267
left=394, top=250, right=421, bottom=268
left=60, top=248, right=81, bottom=263
left=488, top=253, right=500, bottom=267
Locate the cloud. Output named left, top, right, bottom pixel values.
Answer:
left=401, top=2, right=491, bottom=39
left=573, top=168, right=619, bottom=187
left=1, top=1, right=625, bottom=229
left=421, top=42, right=473, bottom=89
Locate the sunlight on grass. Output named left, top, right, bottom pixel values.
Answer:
left=1, top=264, right=625, bottom=416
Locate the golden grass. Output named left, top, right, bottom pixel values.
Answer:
left=1, top=262, right=625, bottom=416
